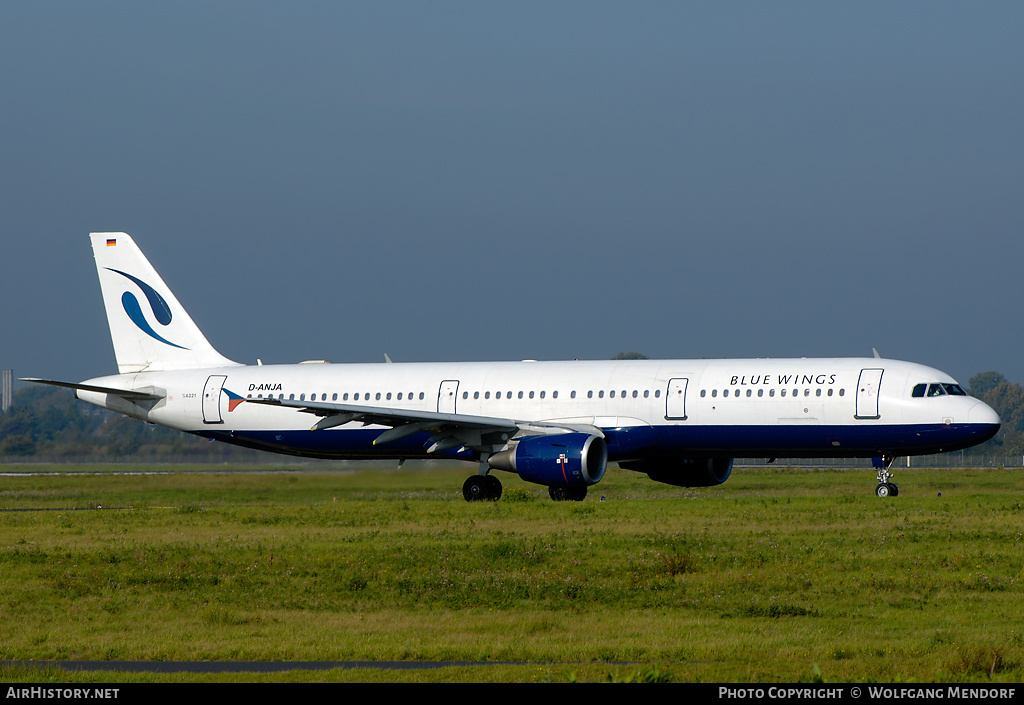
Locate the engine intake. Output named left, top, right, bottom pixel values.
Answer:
left=489, top=433, right=607, bottom=487
left=621, top=457, right=733, bottom=487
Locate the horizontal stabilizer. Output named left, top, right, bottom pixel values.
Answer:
left=19, top=378, right=165, bottom=402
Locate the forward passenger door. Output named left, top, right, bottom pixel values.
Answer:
left=855, top=368, right=884, bottom=419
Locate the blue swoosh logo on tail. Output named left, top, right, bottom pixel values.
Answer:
left=107, top=268, right=188, bottom=349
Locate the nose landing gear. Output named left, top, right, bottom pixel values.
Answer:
left=873, top=454, right=899, bottom=497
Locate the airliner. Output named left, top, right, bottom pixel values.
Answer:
left=24, top=233, right=1000, bottom=501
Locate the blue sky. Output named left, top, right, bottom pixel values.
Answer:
left=2, top=2, right=1022, bottom=387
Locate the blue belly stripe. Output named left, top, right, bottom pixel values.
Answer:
left=195, top=423, right=999, bottom=462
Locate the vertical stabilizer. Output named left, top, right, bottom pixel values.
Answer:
left=90, top=232, right=241, bottom=372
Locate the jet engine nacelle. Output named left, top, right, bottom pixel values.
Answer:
left=621, top=457, right=734, bottom=487
left=488, top=433, right=607, bottom=487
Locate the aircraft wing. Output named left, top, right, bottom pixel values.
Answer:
left=244, top=396, right=602, bottom=454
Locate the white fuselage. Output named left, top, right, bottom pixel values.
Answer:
left=76, top=356, right=1000, bottom=462
left=28, top=232, right=1001, bottom=497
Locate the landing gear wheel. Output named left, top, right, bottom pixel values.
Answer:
left=463, top=476, right=488, bottom=502
left=566, top=486, right=588, bottom=502
left=875, top=482, right=899, bottom=497
left=485, top=474, right=502, bottom=501
left=549, top=485, right=587, bottom=502
left=463, top=475, right=502, bottom=502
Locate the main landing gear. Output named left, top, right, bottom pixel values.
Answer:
left=461, top=474, right=589, bottom=502
left=873, top=454, right=899, bottom=497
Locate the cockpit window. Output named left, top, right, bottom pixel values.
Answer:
left=914, top=382, right=968, bottom=398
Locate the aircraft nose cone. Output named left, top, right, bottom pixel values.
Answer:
left=968, top=401, right=1001, bottom=427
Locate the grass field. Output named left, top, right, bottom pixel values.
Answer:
left=1, top=461, right=1022, bottom=683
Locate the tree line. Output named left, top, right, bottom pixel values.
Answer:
left=0, top=384, right=262, bottom=461
left=965, top=371, right=1024, bottom=457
